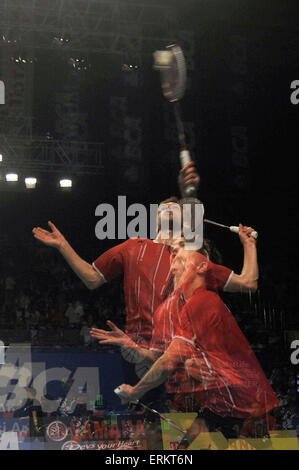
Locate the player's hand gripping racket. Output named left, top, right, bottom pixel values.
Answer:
left=153, top=44, right=197, bottom=197
left=204, top=219, right=258, bottom=239
left=114, top=387, right=187, bottom=435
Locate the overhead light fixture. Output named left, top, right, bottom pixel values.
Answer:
left=59, top=179, right=72, bottom=188
left=25, top=177, right=37, bottom=189
left=0, top=154, right=3, bottom=162
left=6, top=173, right=18, bottom=182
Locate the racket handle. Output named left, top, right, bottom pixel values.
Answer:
left=180, top=149, right=191, bottom=167
left=230, top=226, right=258, bottom=239
left=179, top=150, right=197, bottom=197
left=114, top=386, right=139, bottom=404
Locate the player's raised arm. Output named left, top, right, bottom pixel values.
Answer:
left=178, top=161, right=200, bottom=198
left=225, top=224, right=259, bottom=293
left=32, top=221, right=104, bottom=290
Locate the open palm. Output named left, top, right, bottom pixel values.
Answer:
left=90, top=321, right=129, bottom=346
left=32, top=221, right=65, bottom=249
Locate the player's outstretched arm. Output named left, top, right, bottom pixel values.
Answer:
left=117, top=339, right=183, bottom=403
left=90, top=321, right=159, bottom=365
left=225, top=224, right=258, bottom=293
left=178, top=161, right=200, bottom=198
left=32, top=221, right=104, bottom=290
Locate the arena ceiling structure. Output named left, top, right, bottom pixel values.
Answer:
left=0, top=0, right=178, bottom=177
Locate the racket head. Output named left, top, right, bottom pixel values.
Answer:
left=159, top=44, right=187, bottom=102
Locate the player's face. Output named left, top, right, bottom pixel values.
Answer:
left=170, top=247, right=191, bottom=286
left=178, top=251, right=198, bottom=287
left=157, top=202, right=182, bottom=236
left=170, top=250, right=185, bottom=282
left=174, top=250, right=208, bottom=290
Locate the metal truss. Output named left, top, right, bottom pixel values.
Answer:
left=0, top=114, right=33, bottom=138
left=0, top=134, right=104, bottom=174
left=0, top=0, right=179, bottom=174
left=0, top=0, right=178, bottom=54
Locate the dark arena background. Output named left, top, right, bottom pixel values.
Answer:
left=0, top=0, right=298, bottom=453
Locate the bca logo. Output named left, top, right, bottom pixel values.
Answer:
left=0, top=81, right=5, bottom=104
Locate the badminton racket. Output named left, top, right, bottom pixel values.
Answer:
left=153, top=44, right=197, bottom=197
left=114, top=386, right=187, bottom=435
left=204, top=218, right=258, bottom=239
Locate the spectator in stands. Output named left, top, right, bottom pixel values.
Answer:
left=80, top=314, right=97, bottom=347
left=65, top=300, right=83, bottom=327
left=74, top=299, right=84, bottom=318
left=49, top=306, right=65, bottom=328
left=5, top=274, right=16, bottom=296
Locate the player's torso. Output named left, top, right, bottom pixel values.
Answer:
left=151, top=290, right=186, bottom=352
left=182, top=290, right=279, bottom=416
left=152, top=290, right=189, bottom=394
left=122, top=239, right=173, bottom=341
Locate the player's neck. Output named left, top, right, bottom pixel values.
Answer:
left=182, top=278, right=206, bottom=300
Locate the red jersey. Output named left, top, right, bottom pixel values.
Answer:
left=93, top=238, right=233, bottom=345
left=173, top=287, right=280, bottom=418
left=93, top=239, right=173, bottom=345
left=150, top=290, right=185, bottom=353
left=149, top=290, right=188, bottom=393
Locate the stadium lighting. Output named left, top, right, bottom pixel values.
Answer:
left=59, top=178, right=72, bottom=188
left=25, top=177, right=37, bottom=189
left=6, top=173, right=18, bottom=182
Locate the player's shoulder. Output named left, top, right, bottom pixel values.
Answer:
left=127, top=237, right=151, bottom=244
left=117, top=237, right=153, bottom=255
left=207, top=259, right=231, bottom=274
left=186, top=287, right=222, bottom=311
left=128, top=237, right=168, bottom=249
left=119, top=237, right=148, bottom=249
left=192, top=287, right=220, bottom=301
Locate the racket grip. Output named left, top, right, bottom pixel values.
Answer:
left=180, top=149, right=191, bottom=167
left=114, top=387, right=139, bottom=404
left=230, top=226, right=258, bottom=239
left=179, top=150, right=197, bottom=197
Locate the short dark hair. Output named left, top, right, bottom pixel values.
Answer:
left=199, top=238, right=223, bottom=265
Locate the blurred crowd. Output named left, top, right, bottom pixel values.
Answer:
left=0, top=244, right=126, bottom=348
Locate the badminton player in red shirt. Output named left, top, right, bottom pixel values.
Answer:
left=91, top=227, right=260, bottom=409
left=117, top=249, right=279, bottom=444
left=32, top=195, right=257, bottom=348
